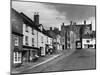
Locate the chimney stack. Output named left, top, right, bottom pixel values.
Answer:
left=50, top=27, right=52, bottom=31
left=73, top=22, right=76, bottom=25
left=62, top=23, right=64, bottom=26
left=34, top=12, right=39, bottom=26
left=70, top=21, right=73, bottom=25
left=84, top=20, right=86, bottom=25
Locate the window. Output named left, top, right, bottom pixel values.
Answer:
left=14, top=52, right=17, bottom=62
left=86, top=40, right=90, bottom=43
left=26, top=24, right=28, bottom=32
left=25, top=36, right=28, bottom=45
left=32, top=38, right=34, bottom=46
left=84, top=44, right=88, bottom=48
left=18, top=53, right=21, bottom=61
left=47, top=37, right=48, bottom=43
left=67, top=37, right=70, bottom=41
left=89, top=44, right=93, bottom=48
left=32, top=28, right=34, bottom=35
left=14, top=52, right=21, bottom=63
left=41, top=36, right=43, bottom=43
left=14, top=36, right=19, bottom=46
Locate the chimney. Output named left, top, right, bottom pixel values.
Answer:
left=73, top=22, right=76, bottom=25
left=90, top=22, right=92, bottom=30
left=62, top=23, right=64, bottom=26
left=50, top=27, right=52, bottom=31
left=70, top=21, right=73, bottom=25
left=34, top=12, right=39, bottom=26
left=84, top=20, right=86, bottom=25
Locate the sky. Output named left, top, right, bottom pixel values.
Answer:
left=12, top=1, right=96, bottom=30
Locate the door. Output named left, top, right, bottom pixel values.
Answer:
left=76, top=41, right=82, bottom=49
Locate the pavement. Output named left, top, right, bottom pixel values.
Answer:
left=11, top=49, right=75, bottom=74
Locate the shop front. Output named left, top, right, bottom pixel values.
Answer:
left=13, top=47, right=22, bottom=67
left=22, top=46, right=39, bottom=62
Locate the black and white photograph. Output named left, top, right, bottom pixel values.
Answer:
left=11, top=0, right=96, bottom=74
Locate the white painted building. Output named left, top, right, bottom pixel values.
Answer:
left=82, top=38, right=96, bottom=49
left=22, top=23, right=39, bottom=62
left=23, top=23, right=38, bottom=47
left=37, top=31, right=46, bottom=56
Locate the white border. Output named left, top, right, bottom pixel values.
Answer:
left=0, top=0, right=99, bottom=75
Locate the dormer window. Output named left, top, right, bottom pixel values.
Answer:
left=39, top=25, right=43, bottom=31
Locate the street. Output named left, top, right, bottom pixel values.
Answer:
left=20, top=49, right=96, bottom=74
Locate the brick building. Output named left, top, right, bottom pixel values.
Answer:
left=11, top=8, right=23, bottom=67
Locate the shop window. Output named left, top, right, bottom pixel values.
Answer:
left=89, top=44, right=93, bottom=48
left=84, top=44, right=88, bottom=48
left=14, top=36, right=19, bottom=46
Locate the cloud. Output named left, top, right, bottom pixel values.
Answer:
left=12, top=1, right=95, bottom=30
left=12, top=1, right=67, bottom=30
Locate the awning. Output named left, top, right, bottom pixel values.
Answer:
left=22, top=45, right=39, bottom=51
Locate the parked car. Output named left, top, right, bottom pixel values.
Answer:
left=49, top=45, right=53, bottom=54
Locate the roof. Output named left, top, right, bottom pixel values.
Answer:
left=20, top=12, right=42, bottom=32
left=20, top=12, right=53, bottom=38
left=12, top=8, right=53, bottom=38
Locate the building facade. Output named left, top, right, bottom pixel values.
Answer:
left=20, top=13, right=39, bottom=62
left=82, top=27, right=96, bottom=49
left=61, top=21, right=92, bottom=50
left=11, top=8, right=23, bottom=67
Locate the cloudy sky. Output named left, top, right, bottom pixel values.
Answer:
left=12, top=1, right=96, bottom=30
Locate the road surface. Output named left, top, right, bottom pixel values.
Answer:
left=20, top=49, right=96, bottom=74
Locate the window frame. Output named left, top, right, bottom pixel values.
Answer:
left=13, top=52, right=21, bottom=63
left=14, top=36, right=19, bottom=46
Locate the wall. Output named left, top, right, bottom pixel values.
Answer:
left=11, top=34, right=23, bottom=66
left=11, top=9, right=23, bottom=67
left=11, top=9, right=23, bottom=34
left=38, top=31, right=46, bottom=56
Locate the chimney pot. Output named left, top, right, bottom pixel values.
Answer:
left=70, top=21, right=72, bottom=25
